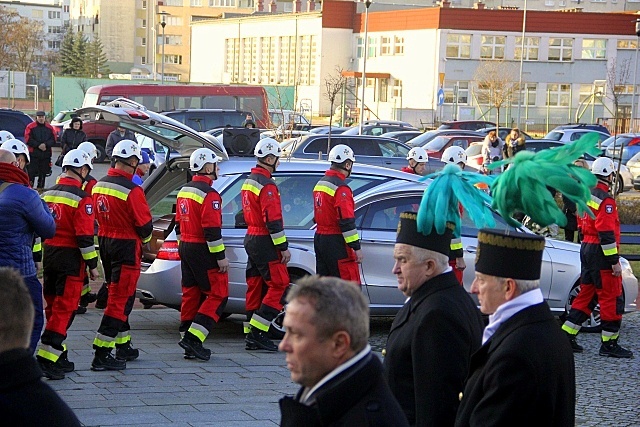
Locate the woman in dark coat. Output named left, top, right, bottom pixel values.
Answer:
left=59, top=118, right=87, bottom=155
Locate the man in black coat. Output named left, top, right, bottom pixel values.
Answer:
left=279, top=276, right=408, bottom=427
left=455, top=229, right=575, bottom=427
left=383, top=212, right=484, bottom=426
left=24, top=110, right=56, bottom=189
left=0, top=267, right=80, bottom=426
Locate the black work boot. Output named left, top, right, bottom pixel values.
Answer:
left=565, top=333, right=583, bottom=353
left=80, top=292, right=98, bottom=307
left=599, top=340, right=634, bottom=359
left=178, top=335, right=211, bottom=361
left=91, top=350, right=126, bottom=371
left=115, top=342, right=140, bottom=361
left=245, top=328, right=278, bottom=352
left=37, top=357, right=65, bottom=380
left=75, top=306, right=87, bottom=314
left=56, top=350, right=75, bottom=373
left=184, top=350, right=196, bottom=360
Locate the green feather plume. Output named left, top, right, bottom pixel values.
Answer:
left=488, top=133, right=600, bottom=228
left=416, top=164, right=496, bottom=237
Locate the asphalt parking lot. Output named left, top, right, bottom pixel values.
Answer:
left=48, top=306, right=639, bottom=427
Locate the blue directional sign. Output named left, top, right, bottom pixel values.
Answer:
left=437, top=88, right=445, bottom=106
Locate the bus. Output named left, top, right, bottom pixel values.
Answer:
left=82, top=84, right=269, bottom=128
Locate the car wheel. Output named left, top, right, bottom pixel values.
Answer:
left=563, top=283, right=601, bottom=333
left=615, top=173, right=624, bottom=194
left=92, top=141, right=107, bottom=163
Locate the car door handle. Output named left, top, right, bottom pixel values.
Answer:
left=466, top=246, right=477, bottom=253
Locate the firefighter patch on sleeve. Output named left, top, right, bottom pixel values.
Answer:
left=85, top=204, right=93, bottom=215
left=213, top=201, right=220, bottom=210
left=605, top=205, right=613, bottom=214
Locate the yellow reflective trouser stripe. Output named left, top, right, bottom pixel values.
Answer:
left=241, top=183, right=261, bottom=197
left=188, top=323, right=208, bottom=342
left=92, top=186, right=129, bottom=201
left=343, top=230, right=359, bottom=244
left=115, top=332, right=131, bottom=345
left=42, top=195, right=80, bottom=208
left=601, top=331, right=619, bottom=342
left=207, top=239, right=225, bottom=253
left=81, top=284, right=91, bottom=295
left=243, top=322, right=251, bottom=334
left=601, top=243, right=618, bottom=256
left=93, top=334, right=116, bottom=349
left=250, top=315, right=270, bottom=332
left=37, top=345, right=62, bottom=362
left=561, top=323, right=580, bottom=335
left=313, top=185, right=336, bottom=196
left=33, top=242, right=42, bottom=253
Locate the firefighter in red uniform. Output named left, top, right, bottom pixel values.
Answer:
left=91, top=139, right=153, bottom=370
left=313, top=144, right=363, bottom=282
left=242, top=138, right=291, bottom=352
left=176, top=148, right=229, bottom=361
left=74, top=142, right=100, bottom=314
left=402, top=147, right=429, bottom=176
left=441, top=146, right=467, bottom=285
left=36, top=149, right=100, bottom=379
left=562, top=157, right=633, bottom=358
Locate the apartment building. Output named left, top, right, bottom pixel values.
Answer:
left=191, top=1, right=640, bottom=128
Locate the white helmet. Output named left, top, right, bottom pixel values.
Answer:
left=112, top=139, right=142, bottom=161
left=190, top=148, right=220, bottom=172
left=406, top=147, right=428, bottom=163
left=1, top=139, right=30, bottom=163
left=591, top=156, right=615, bottom=177
left=62, top=148, right=93, bottom=170
left=0, top=130, right=15, bottom=142
left=254, top=137, right=281, bottom=158
left=442, top=146, right=468, bottom=165
left=77, top=141, right=98, bottom=161
left=328, top=144, right=356, bottom=163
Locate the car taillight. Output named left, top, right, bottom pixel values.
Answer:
left=125, top=109, right=150, bottom=120
left=156, top=241, right=180, bottom=261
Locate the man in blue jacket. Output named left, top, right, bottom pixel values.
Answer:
left=0, top=149, right=56, bottom=353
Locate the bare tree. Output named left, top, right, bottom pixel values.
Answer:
left=75, top=78, right=90, bottom=95
left=11, top=17, right=44, bottom=77
left=0, top=7, right=19, bottom=70
left=473, top=60, right=520, bottom=134
left=324, top=66, right=347, bottom=150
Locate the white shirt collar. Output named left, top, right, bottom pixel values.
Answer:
left=299, top=344, right=371, bottom=405
left=482, top=288, right=543, bottom=345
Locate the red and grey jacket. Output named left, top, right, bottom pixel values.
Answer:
left=175, top=175, right=225, bottom=260
left=580, top=181, right=620, bottom=265
left=92, top=168, right=153, bottom=243
left=241, top=166, right=288, bottom=251
left=313, top=169, right=360, bottom=251
left=41, top=177, right=99, bottom=269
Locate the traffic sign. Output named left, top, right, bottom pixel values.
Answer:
left=437, top=88, right=445, bottom=106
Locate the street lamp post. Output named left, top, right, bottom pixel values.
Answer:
left=158, top=11, right=169, bottom=85
left=516, top=0, right=527, bottom=128
left=358, top=0, right=372, bottom=135
left=630, top=19, right=640, bottom=133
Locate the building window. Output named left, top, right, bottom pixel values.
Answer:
left=191, top=0, right=203, bottom=5
left=225, top=38, right=240, bottom=80
left=142, top=19, right=146, bottom=28
left=299, top=35, right=316, bottom=85
left=48, top=26, right=63, bottom=34
left=546, top=84, right=571, bottom=106
left=33, top=9, right=43, bottom=19
left=520, top=83, right=537, bottom=106
left=48, top=11, right=61, bottom=19
left=380, top=36, right=392, bottom=56
left=579, top=83, right=606, bottom=103
left=618, top=39, right=638, bottom=49
left=393, top=79, right=402, bottom=98
left=141, top=37, right=146, bottom=46
left=260, top=37, right=276, bottom=84
left=165, top=16, right=183, bottom=26
left=379, top=78, right=388, bottom=102
left=64, top=5, right=69, bottom=12
left=48, top=40, right=61, bottom=49
left=141, top=56, right=146, bottom=65
left=366, top=78, right=375, bottom=88
left=279, top=36, right=294, bottom=85
left=142, top=0, right=147, bottom=9
left=544, top=0, right=554, bottom=5
left=210, top=0, right=236, bottom=5
left=165, top=0, right=184, bottom=5
left=165, top=54, right=182, bottom=64
left=582, top=39, right=606, bottom=60
left=164, top=35, right=182, bottom=45
left=367, top=37, right=377, bottom=58
left=356, top=37, right=364, bottom=58
left=444, top=81, right=469, bottom=105
left=613, top=84, right=636, bottom=94
left=446, top=34, right=471, bottom=59
left=480, top=35, right=505, bottom=60
left=548, top=38, right=573, bottom=62
left=394, top=36, right=404, bottom=55
left=515, top=36, right=539, bottom=61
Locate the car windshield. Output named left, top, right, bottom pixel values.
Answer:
left=423, top=136, right=449, bottom=151
left=603, top=136, right=638, bottom=148
left=466, top=144, right=482, bottom=156
left=544, top=131, right=563, bottom=141
left=379, top=140, right=410, bottom=157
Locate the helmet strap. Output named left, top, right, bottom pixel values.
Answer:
left=116, top=158, right=139, bottom=173
left=258, top=155, right=277, bottom=172
left=67, top=167, right=87, bottom=183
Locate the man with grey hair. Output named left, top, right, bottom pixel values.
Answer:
left=279, top=275, right=408, bottom=426
left=455, top=228, right=575, bottom=426
left=383, top=212, right=484, bottom=426
left=0, top=267, right=80, bottom=426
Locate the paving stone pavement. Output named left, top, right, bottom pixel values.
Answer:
left=51, top=307, right=640, bottom=426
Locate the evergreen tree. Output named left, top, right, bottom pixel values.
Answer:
left=58, top=29, right=75, bottom=75
left=70, top=31, right=88, bottom=75
left=86, top=36, right=110, bottom=77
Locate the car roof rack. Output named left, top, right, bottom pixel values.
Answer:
left=106, top=98, right=147, bottom=111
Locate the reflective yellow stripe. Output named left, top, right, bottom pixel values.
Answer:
left=188, top=323, right=208, bottom=342
left=601, top=330, right=619, bottom=342
left=33, top=242, right=42, bottom=253
left=208, top=243, right=225, bottom=253
left=344, top=233, right=359, bottom=244
left=37, top=345, right=62, bottom=362
left=81, top=285, right=91, bottom=296
left=243, top=322, right=251, bottom=334
left=587, top=199, right=600, bottom=210
left=115, top=333, right=131, bottom=345
left=250, top=315, right=270, bottom=332
left=313, top=184, right=336, bottom=196
left=601, top=243, right=618, bottom=256
left=93, top=336, right=116, bottom=349
left=92, top=186, right=129, bottom=201
left=81, top=250, right=99, bottom=260
left=178, top=191, right=204, bottom=204
left=142, top=234, right=152, bottom=244
left=241, top=182, right=261, bottom=196
left=450, top=241, right=463, bottom=251
left=43, top=195, right=80, bottom=208
left=561, top=323, right=580, bottom=335
left=272, top=235, right=287, bottom=246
